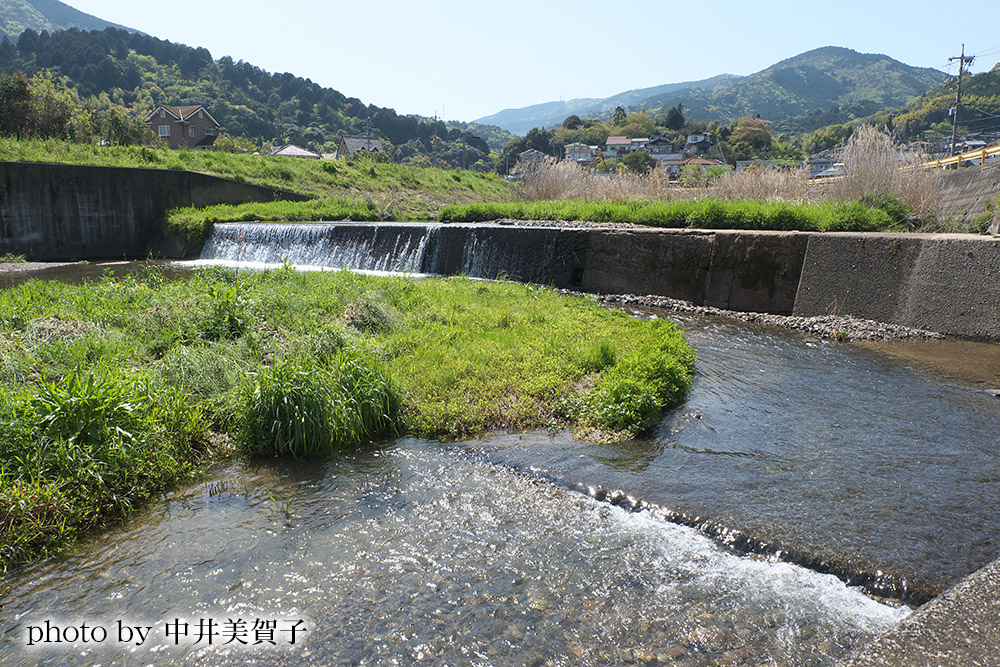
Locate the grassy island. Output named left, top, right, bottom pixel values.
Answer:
left=0, top=266, right=694, bottom=569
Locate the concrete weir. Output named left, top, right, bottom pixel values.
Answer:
left=195, top=221, right=1000, bottom=341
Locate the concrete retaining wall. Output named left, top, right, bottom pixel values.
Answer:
left=937, top=162, right=1000, bottom=222
left=0, top=161, right=309, bottom=260
left=577, top=228, right=809, bottom=315
left=792, top=232, right=1000, bottom=339
left=437, top=224, right=1000, bottom=340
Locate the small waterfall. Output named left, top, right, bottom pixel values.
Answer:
left=199, top=222, right=439, bottom=273
left=197, top=221, right=588, bottom=287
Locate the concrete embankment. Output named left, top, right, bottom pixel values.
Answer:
left=430, top=224, right=1000, bottom=340
left=199, top=221, right=1000, bottom=341
left=839, top=556, right=1000, bottom=666
left=0, top=161, right=309, bottom=260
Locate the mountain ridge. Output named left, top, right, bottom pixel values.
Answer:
left=477, top=47, right=948, bottom=135
left=0, top=0, right=135, bottom=38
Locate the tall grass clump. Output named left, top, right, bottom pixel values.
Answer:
left=0, top=368, right=205, bottom=566
left=829, top=125, right=941, bottom=223
left=707, top=166, right=812, bottom=202
left=519, top=160, right=675, bottom=202
left=237, top=348, right=401, bottom=457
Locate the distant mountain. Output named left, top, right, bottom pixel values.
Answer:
left=476, top=74, right=739, bottom=134
left=0, top=0, right=133, bottom=38
left=478, top=47, right=948, bottom=136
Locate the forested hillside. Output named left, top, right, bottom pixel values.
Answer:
left=0, top=27, right=515, bottom=168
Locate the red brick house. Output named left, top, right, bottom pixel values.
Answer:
left=145, top=105, right=222, bottom=149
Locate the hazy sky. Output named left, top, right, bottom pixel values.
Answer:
left=65, top=0, right=1000, bottom=123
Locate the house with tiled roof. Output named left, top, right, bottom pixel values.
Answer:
left=145, top=105, right=222, bottom=149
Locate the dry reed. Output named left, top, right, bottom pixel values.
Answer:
left=828, top=125, right=941, bottom=219
left=518, top=161, right=676, bottom=202
left=519, top=126, right=942, bottom=223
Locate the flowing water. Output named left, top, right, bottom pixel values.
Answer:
left=478, top=311, right=1000, bottom=605
left=1, top=441, right=907, bottom=666
left=5, top=241, right=1000, bottom=664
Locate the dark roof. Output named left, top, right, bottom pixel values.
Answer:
left=145, top=104, right=221, bottom=127
left=340, top=135, right=385, bottom=155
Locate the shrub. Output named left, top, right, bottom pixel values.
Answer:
left=201, top=284, right=249, bottom=340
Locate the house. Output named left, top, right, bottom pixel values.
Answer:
left=630, top=138, right=650, bottom=153
left=145, top=105, right=222, bottom=149
left=644, top=136, right=677, bottom=155
left=685, top=131, right=714, bottom=155
left=338, top=134, right=386, bottom=160
left=604, top=136, right=632, bottom=159
left=516, top=148, right=551, bottom=165
left=805, top=154, right=837, bottom=178
left=270, top=145, right=321, bottom=159
left=565, top=143, right=600, bottom=164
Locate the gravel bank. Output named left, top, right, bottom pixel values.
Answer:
left=602, top=293, right=944, bottom=342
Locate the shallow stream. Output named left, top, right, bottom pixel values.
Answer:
left=4, top=261, right=1000, bottom=665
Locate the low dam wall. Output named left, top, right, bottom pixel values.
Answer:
left=0, top=161, right=310, bottom=260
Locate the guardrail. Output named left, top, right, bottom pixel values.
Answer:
left=922, top=144, right=1000, bottom=169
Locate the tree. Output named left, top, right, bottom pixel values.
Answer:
left=726, top=116, right=773, bottom=160
left=562, top=114, right=583, bottom=130
left=664, top=103, right=685, bottom=130
left=612, top=105, right=627, bottom=125
left=0, top=72, right=31, bottom=136
left=622, top=151, right=657, bottom=175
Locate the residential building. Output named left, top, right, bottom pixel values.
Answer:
left=565, top=143, right=601, bottom=164
left=338, top=135, right=386, bottom=160
left=604, top=136, right=632, bottom=159
left=145, top=105, right=222, bottom=149
left=685, top=131, right=714, bottom=155
left=270, top=145, right=321, bottom=159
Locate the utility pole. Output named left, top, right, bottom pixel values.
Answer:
left=949, top=44, right=975, bottom=156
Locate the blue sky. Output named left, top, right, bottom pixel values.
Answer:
left=66, top=0, right=1000, bottom=123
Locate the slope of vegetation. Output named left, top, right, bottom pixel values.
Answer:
left=0, top=136, right=515, bottom=236
left=440, top=198, right=898, bottom=232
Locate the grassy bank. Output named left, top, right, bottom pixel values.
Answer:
left=0, top=137, right=514, bottom=221
left=439, top=198, right=901, bottom=232
left=0, top=266, right=694, bottom=568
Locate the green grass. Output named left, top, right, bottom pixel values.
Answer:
left=439, top=198, right=900, bottom=232
left=0, top=137, right=514, bottom=225
left=0, top=267, right=694, bottom=568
